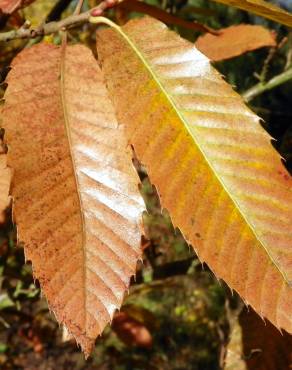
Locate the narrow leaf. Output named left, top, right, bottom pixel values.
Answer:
left=117, top=0, right=217, bottom=34
left=96, top=17, right=292, bottom=333
left=2, top=43, right=145, bottom=356
left=208, top=0, right=292, bottom=28
left=196, top=24, right=276, bottom=62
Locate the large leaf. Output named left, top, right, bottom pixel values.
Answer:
left=0, top=0, right=35, bottom=14
left=96, top=17, right=292, bottom=333
left=2, top=43, right=145, bottom=355
left=208, top=0, right=292, bottom=28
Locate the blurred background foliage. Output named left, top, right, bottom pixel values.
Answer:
left=0, top=0, right=292, bottom=369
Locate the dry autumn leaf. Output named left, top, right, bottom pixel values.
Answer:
left=0, top=0, right=35, bottom=14
left=209, top=0, right=292, bottom=28
left=195, top=24, right=276, bottom=62
left=225, top=307, right=292, bottom=370
left=2, top=43, right=145, bottom=356
left=96, top=16, right=292, bottom=334
left=239, top=308, right=292, bottom=370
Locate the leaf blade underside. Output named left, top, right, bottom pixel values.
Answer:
left=96, top=17, right=292, bottom=333
left=2, top=43, right=145, bottom=355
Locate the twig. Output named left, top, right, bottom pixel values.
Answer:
left=285, top=31, right=292, bottom=70
left=258, top=36, right=287, bottom=83
left=74, top=0, right=85, bottom=15
left=0, top=0, right=117, bottom=43
left=134, top=256, right=205, bottom=284
left=243, top=68, right=292, bottom=102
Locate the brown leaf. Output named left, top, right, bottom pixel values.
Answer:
left=209, top=0, right=292, bottom=28
left=96, top=17, right=292, bottom=334
left=0, top=0, right=35, bottom=14
left=2, top=43, right=145, bottom=356
left=112, top=311, right=153, bottom=348
left=196, top=24, right=276, bottom=62
left=225, top=307, right=292, bottom=370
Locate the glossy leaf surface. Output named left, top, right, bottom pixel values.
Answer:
left=2, top=43, right=145, bottom=356
left=97, top=16, right=292, bottom=333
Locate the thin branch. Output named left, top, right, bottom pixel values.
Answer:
left=0, top=0, right=116, bottom=43
left=133, top=256, right=205, bottom=284
left=74, top=0, right=85, bottom=15
left=243, top=68, right=292, bottom=102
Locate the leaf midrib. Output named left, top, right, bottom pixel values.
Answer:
left=60, top=40, right=88, bottom=323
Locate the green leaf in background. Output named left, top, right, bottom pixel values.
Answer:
left=0, top=294, right=14, bottom=310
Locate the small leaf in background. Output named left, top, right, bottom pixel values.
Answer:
left=112, top=311, right=153, bottom=348
left=0, top=293, right=15, bottom=310
left=97, top=16, right=292, bottom=335
left=0, top=0, right=35, bottom=14
left=225, top=307, right=292, bottom=370
left=195, top=24, right=276, bottom=62
left=209, top=0, right=292, bottom=28
left=2, top=42, right=145, bottom=356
